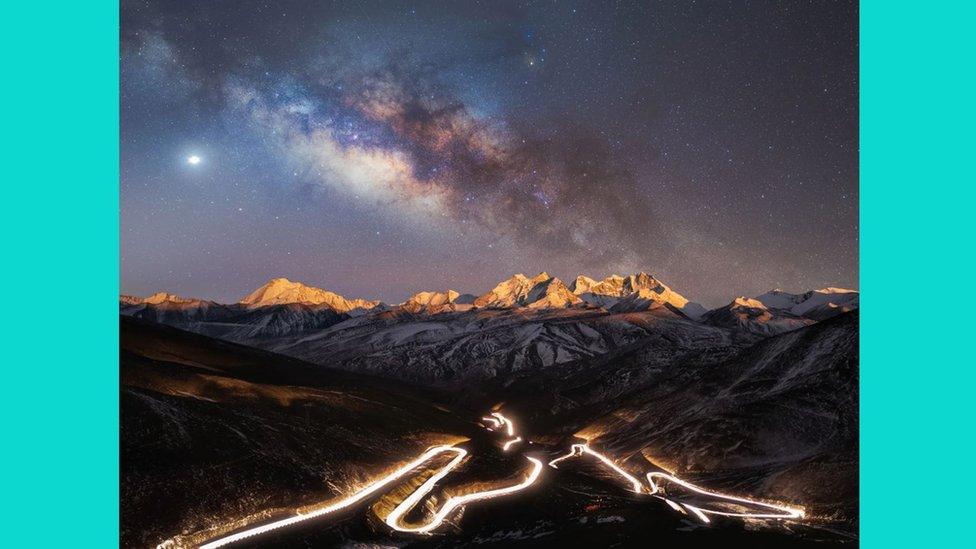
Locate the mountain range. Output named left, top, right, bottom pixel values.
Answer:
left=123, top=272, right=855, bottom=323
left=121, top=273, right=857, bottom=386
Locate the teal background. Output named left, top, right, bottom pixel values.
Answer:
left=1, top=1, right=119, bottom=547
left=861, top=0, right=974, bottom=547
left=1, top=1, right=972, bottom=546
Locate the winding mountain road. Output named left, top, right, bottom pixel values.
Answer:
left=189, top=411, right=803, bottom=548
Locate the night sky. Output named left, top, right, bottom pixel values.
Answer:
left=121, top=0, right=858, bottom=307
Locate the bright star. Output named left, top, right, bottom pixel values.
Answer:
left=187, top=155, right=202, bottom=165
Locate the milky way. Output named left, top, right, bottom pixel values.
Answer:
left=121, top=1, right=858, bottom=307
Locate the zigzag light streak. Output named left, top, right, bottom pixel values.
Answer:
left=385, top=456, right=544, bottom=534
left=548, top=443, right=804, bottom=523
left=197, top=445, right=467, bottom=548
left=646, top=471, right=805, bottom=521
left=548, top=444, right=643, bottom=493
left=188, top=410, right=804, bottom=547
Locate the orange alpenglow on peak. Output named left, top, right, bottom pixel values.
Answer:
left=400, top=290, right=476, bottom=313
left=570, top=272, right=706, bottom=319
left=239, top=277, right=382, bottom=313
left=142, top=292, right=193, bottom=305
left=474, top=273, right=579, bottom=309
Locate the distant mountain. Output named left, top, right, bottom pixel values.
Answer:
left=399, top=290, right=476, bottom=314
left=701, top=287, right=860, bottom=335
left=119, top=294, right=143, bottom=306
left=702, top=297, right=814, bottom=336
left=240, top=277, right=384, bottom=314
left=122, top=291, right=213, bottom=307
left=571, top=272, right=707, bottom=319
left=755, top=288, right=859, bottom=321
left=120, top=292, right=228, bottom=322
left=120, top=285, right=350, bottom=339
left=119, top=274, right=858, bottom=383
left=269, top=305, right=714, bottom=386
left=473, top=272, right=581, bottom=309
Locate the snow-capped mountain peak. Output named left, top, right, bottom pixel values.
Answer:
left=731, top=296, right=767, bottom=309
left=702, top=296, right=812, bottom=336
left=240, top=277, right=382, bottom=313
left=474, top=273, right=580, bottom=309
left=571, top=272, right=706, bottom=319
left=569, top=275, right=599, bottom=294
left=754, top=287, right=859, bottom=321
left=400, top=289, right=476, bottom=313
left=120, top=294, right=143, bottom=306
left=143, top=292, right=196, bottom=305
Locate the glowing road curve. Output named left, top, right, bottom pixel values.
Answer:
left=547, top=443, right=804, bottom=523
left=190, top=410, right=803, bottom=548
left=195, top=411, right=542, bottom=548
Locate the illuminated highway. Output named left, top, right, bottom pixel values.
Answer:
left=386, top=455, right=544, bottom=534
left=549, top=443, right=643, bottom=493
left=548, top=442, right=804, bottom=523
left=645, top=471, right=804, bottom=522
left=188, top=410, right=804, bottom=548
left=193, top=410, right=542, bottom=548
left=197, top=445, right=469, bottom=549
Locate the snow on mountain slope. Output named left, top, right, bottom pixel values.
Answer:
left=120, top=292, right=227, bottom=321
left=399, top=290, right=476, bottom=313
left=267, top=306, right=707, bottom=385
left=142, top=292, right=199, bottom=305
left=755, top=288, right=859, bottom=321
left=122, top=298, right=349, bottom=339
left=120, top=294, right=144, bottom=306
left=570, top=273, right=707, bottom=319
left=240, top=277, right=383, bottom=314
left=474, top=273, right=581, bottom=309
left=702, top=296, right=813, bottom=336
left=119, top=274, right=854, bottom=387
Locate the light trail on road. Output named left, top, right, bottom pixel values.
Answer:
left=197, top=445, right=467, bottom=549
left=486, top=412, right=522, bottom=451
left=385, top=409, right=542, bottom=534
left=491, top=412, right=515, bottom=436
left=545, top=441, right=804, bottom=524
left=503, top=436, right=523, bottom=451
left=646, top=471, right=805, bottom=521
left=198, top=410, right=543, bottom=547
left=386, top=456, right=544, bottom=534
left=189, top=410, right=803, bottom=548
left=548, top=444, right=643, bottom=493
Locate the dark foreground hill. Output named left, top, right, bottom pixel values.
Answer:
left=121, top=316, right=476, bottom=548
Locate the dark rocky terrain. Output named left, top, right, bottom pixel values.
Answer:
left=121, top=316, right=475, bottom=548
left=505, top=311, right=859, bottom=531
